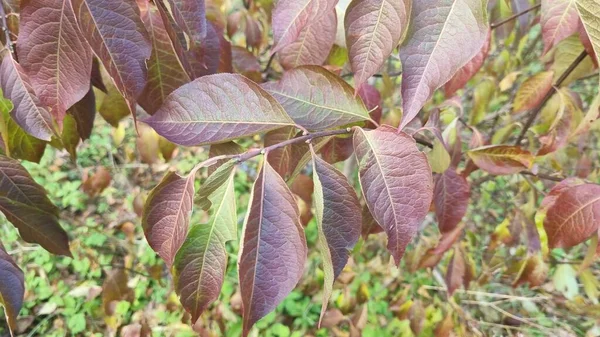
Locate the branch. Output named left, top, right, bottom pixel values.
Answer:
left=0, top=1, right=14, bottom=56
left=490, top=3, right=541, bottom=30
left=520, top=170, right=564, bottom=182
left=515, top=50, right=588, bottom=144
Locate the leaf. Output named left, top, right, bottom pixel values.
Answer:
left=197, top=160, right=237, bottom=211
left=575, top=0, right=600, bottom=80
left=142, top=168, right=197, bottom=266
left=467, top=145, right=534, bottom=175
left=0, top=93, right=47, bottom=163
left=543, top=183, right=600, bottom=248
left=207, top=142, right=244, bottom=176
left=513, top=252, right=548, bottom=287
left=353, top=126, right=433, bottom=264
left=0, top=242, right=24, bottom=334
left=278, top=8, right=337, bottom=70
left=344, top=0, right=411, bottom=89
left=165, top=0, right=207, bottom=45
left=445, top=246, right=472, bottom=295
left=173, top=168, right=236, bottom=323
left=357, top=83, right=382, bottom=125
left=0, top=54, right=55, bottom=141
left=550, top=36, right=595, bottom=86
left=138, top=1, right=191, bottom=115
left=99, top=81, right=130, bottom=127
left=427, top=139, right=451, bottom=174
left=17, top=0, right=93, bottom=125
left=73, top=0, right=151, bottom=122
left=433, top=170, right=470, bottom=233
left=287, top=136, right=332, bottom=182
left=238, top=160, right=307, bottom=337
left=136, top=123, right=160, bottom=164
left=512, top=71, right=555, bottom=113
left=102, top=268, right=133, bottom=315
left=82, top=166, right=111, bottom=197
left=231, top=46, right=262, bottom=82
left=311, top=151, right=361, bottom=324
left=67, top=87, right=95, bottom=141
left=541, top=0, right=581, bottom=54
left=264, top=127, right=297, bottom=179
left=444, top=29, right=492, bottom=97
left=398, top=0, right=488, bottom=130
left=0, top=156, right=70, bottom=256
left=59, top=115, right=81, bottom=160
left=553, top=264, right=579, bottom=299
left=537, top=89, right=576, bottom=155
left=320, top=135, right=354, bottom=164
left=263, top=66, right=371, bottom=131
left=271, top=0, right=337, bottom=52
left=145, top=74, right=295, bottom=146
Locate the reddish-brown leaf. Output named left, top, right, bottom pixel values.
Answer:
left=142, top=168, right=197, bottom=266
left=278, top=8, right=337, bottom=70
left=0, top=54, right=55, bottom=141
left=73, top=0, right=151, bottom=122
left=271, top=0, right=337, bottom=52
left=541, top=0, right=581, bottom=54
left=345, top=0, right=411, bottom=89
left=398, top=0, right=488, bottom=130
left=239, top=161, right=307, bottom=337
left=353, top=126, right=433, bottom=264
left=467, top=145, right=534, bottom=175
left=543, top=183, right=600, bottom=248
left=444, top=29, right=492, bottom=97
left=0, top=242, right=24, bottom=334
left=102, top=268, right=133, bottom=315
left=67, top=87, right=96, bottom=141
left=445, top=246, right=471, bottom=295
left=264, top=126, right=297, bottom=179
left=357, top=83, right=382, bottom=125
left=312, top=152, right=361, bottom=323
left=513, top=71, right=555, bottom=113
left=433, top=170, right=470, bottom=233
left=18, top=0, right=93, bottom=126
left=0, top=156, right=71, bottom=256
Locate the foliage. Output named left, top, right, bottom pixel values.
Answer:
left=0, top=0, right=600, bottom=336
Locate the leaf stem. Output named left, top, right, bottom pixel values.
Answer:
left=515, top=50, right=588, bottom=144
left=490, top=3, right=541, bottom=30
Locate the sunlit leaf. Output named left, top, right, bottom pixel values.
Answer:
left=311, top=151, right=361, bottom=324
left=239, top=160, right=307, bottom=337
left=467, top=145, right=534, bottom=175
left=353, top=126, right=433, bottom=264
left=173, top=167, right=237, bottom=323
left=398, top=0, right=488, bottom=130
left=543, top=183, right=600, bottom=248
left=513, top=71, right=554, bottom=113
left=278, top=8, right=337, bottom=69
left=344, top=0, right=410, bottom=88
left=541, top=0, right=580, bottom=54
left=18, top=0, right=93, bottom=125
left=0, top=54, right=55, bottom=141
left=433, top=170, right=470, bottom=233
left=263, top=66, right=371, bottom=130
left=0, top=242, right=24, bottom=334
left=145, top=74, right=295, bottom=146
left=142, top=168, right=197, bottom=266
left=0, top=156, right=70, bottom=256
left=576, top=0, right=600, bottom=82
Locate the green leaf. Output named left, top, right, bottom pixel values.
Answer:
left=576, top=0, right=600, bottom=86
left=173, top=167, right=237, bottom=323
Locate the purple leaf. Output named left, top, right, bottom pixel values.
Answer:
left=263, top=66, right=371, bottom=131
left=345, top=0, right=411, bottom=89
left=311, top=151, right=361, bottom=324
left=73, top=0, right=151, bottom=121
left=0, top=242, right=24, bottom=334
left=138, top=1, right=191, bottom=115
left=142, top=169, right=197, bottom=266
left=278, top=8, right=337, bottom=70
left=239, top=160, right=307, bottom=337
left=145, top=74, right=295, bottom=146
left=67, top=87, right=96, bottom=141
left=433, top=169, right=470, bottom=233
left=173, top=168, right=236, bottom=323
left=265, top=126, right=297, bottom=179
left=353, top=126, right=433, bottom=264
left=165, top=0, right=207, bottom=45
left=444, top=29, right=492, bottom=97
left=272, top=0, right=338, bottom=52
left=18, top=0, right=93, bottom=126
left=0, top=156, right=71, bottom=256
left=398, top=0, right=488, bottom=130
left=0, top=54, right=55, bottom=141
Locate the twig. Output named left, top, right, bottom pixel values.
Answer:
left=422, top=285, right=551, bottom=302
left=263, top=52, right=276, bottom=74
left=490, top=4, right=541, bottom=30
left=0, top=1, right=14, bottom=56
left=515, top=50, right=588, bottom=144
left=342, top=71, right=402, bottom=79
left=520, top=170, right=564, bottom=182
